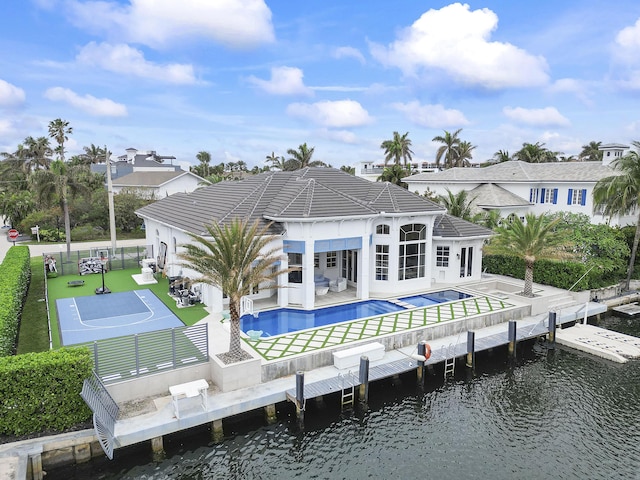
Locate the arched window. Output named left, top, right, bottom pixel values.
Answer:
left=398, top=223, right=426, bottom=280
left=376, top=224, right=390, bottom=235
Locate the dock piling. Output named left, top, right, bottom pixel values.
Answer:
left=548, top=311, right=557, bottom=344
left=264, top=404, right=277, bottom=424
left=295, top=371, right=305, bottom=423
left=466, top=331, right=475, bottom=369
left=211, top=419, right=224, bottom=442
left=508, top=320, right=517, bottom=357
left=417, top=341, right=427, bottom=383
left=358, top=355, right=370, bottom=403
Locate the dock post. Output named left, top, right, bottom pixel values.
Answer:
left=211, top=419, right=224, bottom=443
left=548, top=311, right=557, bottom=344
left=264, top=404, right=277, bottom=424
left=295, top=371, right=305, bottom=424
left=416, top=341, right=427, bottom=383
left=151, top=436, right=165, bottom=459
left=508, top=320, right=517, bottom=356
left=466, top=331, right=475, bottom=369
left=358, top=355, right=370, bottom=403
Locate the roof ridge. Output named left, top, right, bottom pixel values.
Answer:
left=219, top=174, right=273, bottom=223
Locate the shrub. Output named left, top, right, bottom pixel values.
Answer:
left=0, top=246, right=30, bottom=357
left=71, top=224, right=104, bottom=241
left=0, top=348, right=92, bottom=435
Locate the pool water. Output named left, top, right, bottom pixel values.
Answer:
left=400, top=289, right=471, bottom=307
left=241, top=300, right=404, bottom=337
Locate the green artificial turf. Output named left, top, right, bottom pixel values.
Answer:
left=16, top=257, right=50, bottom=354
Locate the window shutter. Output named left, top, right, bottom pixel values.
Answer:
left=581, top=189, right=587, bottom=206
left=529, top=189, right=534, bottom=202
left=540, top=188, right=546, bottom=204
left=553, top=189, right=558, bottom=204
left=567, top=189, right=573, bottom=205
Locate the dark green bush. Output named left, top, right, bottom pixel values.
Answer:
left=71, top=224, right=104, bottom=241
left=0, top=246, right=30, bottom=357
left=0, top=347, right=92, bottom=435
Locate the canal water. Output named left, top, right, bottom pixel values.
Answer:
left=52, top=316, right=640, bottom=479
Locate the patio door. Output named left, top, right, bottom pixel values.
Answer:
left=341, top=249, right=358, bottom=282
left=460, top=246, right=473, bottom=278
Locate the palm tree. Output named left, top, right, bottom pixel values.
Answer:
left=340, top=165, right=355, bottom=175
left=449, top=140, right=475, bottom=168
left=513, top=142, right=557, bottom=163
left=593, top=141, right=640, bottom=290
left=82, top=144, right=106, bottom=165
left=48, top=118, right=73, bottom=162
left=492, top=149, right=512, bottom=163
left=437, top=188, right=476, bottom=221
left=286, top=143, right=327, bottom=169
left=196, top=151, right=212, bottom=177
left=432, top=128, right=462, bottom=169
left=476, top=209, right=502, bottom=230
left=380, top=131, right=414, bottom=167
left=23, top=136, right=53, bottom=171
left=178, top=219, right=289, bottom=363
left=579, top=141, right=603, bottom=162
left=31, top=160, right=88, bottom=259
left=377, top=164, right=409, bottom=188
left=486, top=213, right=562, bottom=297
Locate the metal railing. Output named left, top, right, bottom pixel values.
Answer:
left=80, top=371, right=120, bottom=459
left=43, top=245, right=153, bottom=276
left=89, top=323, right=209, bottom=384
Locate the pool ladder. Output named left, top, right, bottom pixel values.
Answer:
left=443, top=343, right=456, bottom=379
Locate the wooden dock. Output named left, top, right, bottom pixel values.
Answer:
left=611, top=302, right=640, bottom=318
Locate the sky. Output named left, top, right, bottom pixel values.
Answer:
left=2, top=1, right=640, bottom=172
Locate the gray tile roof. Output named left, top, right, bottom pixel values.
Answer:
left=113, top=171, right=196, bottom=187
left=406, top=160, right=616, bottom=183
left=469, top=183, right=530, bottom=209
left=136, top=168, right=445, bottom=235
left=432, top=214, right=494, bottom=238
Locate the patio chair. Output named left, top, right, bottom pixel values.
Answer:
left=329, top=277, right=347, bottom=292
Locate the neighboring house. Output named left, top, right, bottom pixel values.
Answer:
left=136, top=168, right=493, bottom=316
left=112, top=171, right=209, bottom=198
left=357, top=160, right=441, bottom=182
left=91, top=147, right=181, bottom=181
left=405, top=144, right=633, bottom=226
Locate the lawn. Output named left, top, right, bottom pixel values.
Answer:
left=19, top=260, right=209, bottom=351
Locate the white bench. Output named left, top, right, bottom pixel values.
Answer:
left=169, top=379, right=209, bottom=419
left=332, top=342, right=385, bottom=369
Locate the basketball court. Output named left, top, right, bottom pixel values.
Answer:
left=56, top=289, right=184, bottom=345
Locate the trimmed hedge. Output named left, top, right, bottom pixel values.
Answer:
left=0, top=246, right=30, bottom=357
left=482, top=254, right=618, bottom=291
left=0, top=347, right=92, bottom=435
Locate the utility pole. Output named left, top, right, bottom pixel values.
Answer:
left=106, top=146, right=117, bottom=256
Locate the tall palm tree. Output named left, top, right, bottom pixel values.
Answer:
left=449, top=140, right=475, bottom=168
left=178, top=219, right=289, bottom=362
left=82, top=144, right=106, bottom=165
left=286, top=143, right=327, bottom=169
left=486, top=213, right=562, bottom=297
left=48, top=118, right=73, bottom=162
left=380, top=131, right=414, bottom=167
left=340, top=165, right=355, bottom=175
left=579, top=141, right=603, bottom=162
left=196, top=151, right=212, bottom=177
left=593, top=141, right=640, bottom=290
left=23, top=136, right=53, bottom=171
left=437, top=188, right=476, bottom=221
left=432, top=128, right=462, bottom=169
left=31, top=160, right=88, bottom=259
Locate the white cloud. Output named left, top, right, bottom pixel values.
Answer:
left=67, top=0, right=274, bottom=49
left=370, top=3, right=549, bottom=89
left=615, top=17, right=640, bottom=63
left=247, top=66, right=313, bottom=96
left=319, top=129, right=358, bottom=144
left=334, top=46, right=366, bottom=64
left=0, top=79, right=26, bottom=108
left=503, top=106, right=570, bottom=127
left=44, top=87, right=128, bottom=117
left=548, top=78, right=593, bottom=106
left=286, top=100, right=373, bottom=128
left=76, top=42, right=197, bottom=84
left=392, top=101, right=469, bottom=128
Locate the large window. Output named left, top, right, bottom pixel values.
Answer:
left=375, top=245, right=389, bottom=280
left=398, top=224, right=426, bottom=280
left=288, top=253, right=302, bottom=283
left=568, top=188, right=587, bottom=206
left=529, top=188, right=558, bottom=204
left=436, top=246, right=449, bottom=267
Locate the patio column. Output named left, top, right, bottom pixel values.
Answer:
left=302, top=238, right=315, bottom=309
left=358, top=235, right=370, bottom=300
left=278, top=256, right=289, bottom=308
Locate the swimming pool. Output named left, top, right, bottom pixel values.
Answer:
left=399, top=289, right=472, bottom=307
left=241, top=300, right=404, bottom=337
